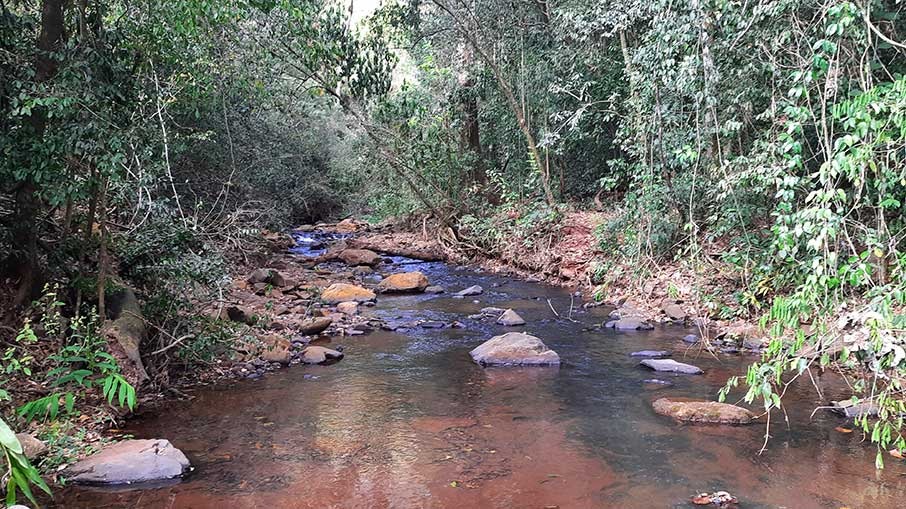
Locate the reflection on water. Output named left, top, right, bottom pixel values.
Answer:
left=53, top=258, right=906, bottom=508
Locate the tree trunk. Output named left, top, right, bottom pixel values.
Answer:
left=11, top=0, right=65, bottom=307
left=433, top=0, right=555, bottom=206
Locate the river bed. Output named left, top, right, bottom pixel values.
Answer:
left=52, top=247, right=906, bottom=508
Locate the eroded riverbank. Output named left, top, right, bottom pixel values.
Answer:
left=49, top=228, right=906, bottom=508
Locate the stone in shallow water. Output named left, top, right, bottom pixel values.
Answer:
left=63, top=439, right=191, bottom=485
left=496, top=309, right=526, bottom=326
left=630, top=350, right=669, bottom=358
left=640, top=358, right=703, bottom=374
left=604, top=318, right=654, bottom=331
left=652, top=398, right=755, bottom=424
left=831, top=399, right=879, bottom=418
left=424, top=285, right=445, bottom=294
left=470, top=332, right=560, bottom=366
left=682, top=334, right=700, bottom=344
left=377, top=272, right=430, bottom=293
left=301, top=346, right=344, bottom=364
left=455, top=285, right=483, bottom=297
left=481, top=307, right=506, bottom=315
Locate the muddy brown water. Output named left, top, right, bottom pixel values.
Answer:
left=52, top=248, right=906, bottom=508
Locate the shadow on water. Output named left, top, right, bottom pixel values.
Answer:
left=52, top=248, right=906, bottom=508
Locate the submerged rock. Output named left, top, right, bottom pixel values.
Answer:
left=321, top=283, right=376, bottom=304
left=604, top=318, right=654, bottom=331
left=682, top=334, right=700, bottom=344
left=496, top=309, right=526, bottom=326
left=63, top=439, right=191, bottom=485
left=455, top=285, right=484, bottom=297
left=301, top=346, right=344, bottom=364
left=377, top=272, right=430, bottom=293
left=297, top=316, right=333, bottom=335
left=640, top=358, right=703, bottom=374
left=424, top=285, right=445, bottom=294
left=652, top=398, right=755, bottom=424
left=630, top=350, right=669, bottom=358
left=470, top=332, right=560, bottom=366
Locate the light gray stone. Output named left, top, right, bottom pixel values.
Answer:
left=496, top=309, right=526, bottom=326
left=63, top=439, right=190, bottom=485
left=640, top=358, right=703, bottom=374
left=470, top=332, right=559, bottom=366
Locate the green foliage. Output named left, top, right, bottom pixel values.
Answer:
left=0, top=417, right=51, bottom=506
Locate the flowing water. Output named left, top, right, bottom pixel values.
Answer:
left=53, top=240, right=906, bottom=508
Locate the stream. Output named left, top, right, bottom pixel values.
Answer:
left=52, top=235, right=906, bottom=508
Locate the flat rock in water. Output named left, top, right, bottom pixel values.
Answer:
left=831, top=399, right=879, bottom=418
left=640, top=358, right=703, bottom=374
left=470, top=332, right=560, bottom=366
left=455, top=285, right=483, bottom=297
left=481, top=307, right=506, bottom=315
left=297, top=317, right=333, bottom=335
left=605, top=318, right=654, bottom=331
left=496, top=309, right=526, bottom=326
left=630, top=350, right=669, bottom=358
left=321, top=284, right=376, bottom=304
left=63, top=439, right=190, bottom=485
left=424, top=285, right=445, bottom=294
left=377, top=272, right=430, bottom=293
left=682, top=334, right=700, bottom=344
left=652, top=398, right=755, bottom=424
left=301, top=346, right=344, bottom=364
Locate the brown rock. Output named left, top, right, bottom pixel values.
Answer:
left=339, top=249, right=382, bottom=267
left=662, top=302, right=686, bottom=321
left=652, top=398, right=755, bottom=424
left=336, top=302, right=359, bottom=315
left=226, top=305, right=257, bottom=325
left=301, top=346, right=344, bottom=364
left=335, top=218, right=359, bottom=233
left=16, top=433, right=47, bottom=460
left=321, top=283, right=376, bottom=304
left=260, top=334, right=292, bottom=364
left=377, top=272, right=429, bottom=293
left=297, top=316, right=333, bottom=335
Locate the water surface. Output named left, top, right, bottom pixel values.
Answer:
left=54, top=257, right=906, bottom=508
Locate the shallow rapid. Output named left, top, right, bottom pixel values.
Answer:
left=53, top=247, right=906, bottom=508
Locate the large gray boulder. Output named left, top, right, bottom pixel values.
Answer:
left=640, top=358, right=703, bottom=374
left=63, top=439, right=190, bottom=485
left=470, top=332, right=560, bottom=366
